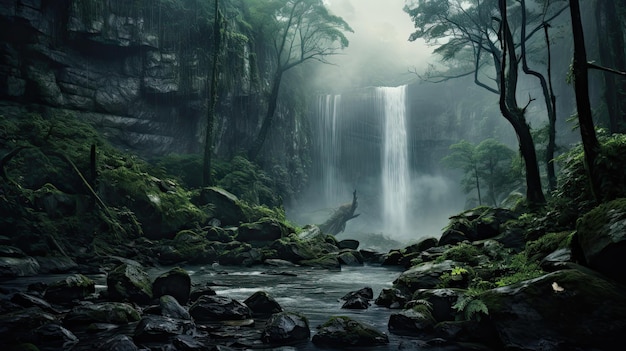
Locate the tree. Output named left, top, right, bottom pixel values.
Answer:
left=202, top=0, right=223, bottom=188
left=245, top=0, right=352, bottom=161
left=443, top=139, right=521, bottom=207
left=442, top=140, right=482, bottom=205
left=405, top=0, right=567, bottom=206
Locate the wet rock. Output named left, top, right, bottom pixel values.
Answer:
left=98, top=334, right=139, bottom=351
left=64, top=302, right=141, bottom=324
left=264, top=259, right=298, bottom=267
left=237, top=218, right=290, bottom=245
left=300, top=254, right=341, bottom=270
left=393, top=260, right=455, bottom=293
left=481, top=268, right=626, bottom=350
left=312, top=316, right=388, bottom=347
left=10, top=293, right=58, bottom=314
left=160, top=295, right=191, bottom=320
left=576, top=198, right=626, bottom=283
left=413, top=288, right=462, bottom=322
left=297, top=224, right=323, bottom=241
left=261, top=311, right=310, bottom=345
left=341, top=287, right=373, bottom=300
left=244, top=291, right=283, bottom=315
left=337, top=239, right=359, bottom=250
left=152, top=267, right=191, bottom=304
left=218, top=245, right=263, bottom=266
left=173, top=335, right=206, bottom=350
left=0, top=256, right=40, bottom=278
left=432, top=320, right=499, bottom=346
left=438, top=229, right=467, bottom=246
left=107, top=263, right=153, bottom=304
left=375, top=288, right=408, bottom=309
left=540, top=248, right=572, bottom=272
left=404, top=237, right=439, bottom=254
left=382, top=250, right=403, bottom=266
left=0, top=307, right=57, bottom=344
left=189, top=285, right=217, bottom=303
left=133, top=315, right=196, bottom=343
left=388, top=306, right=437, bottom=336
left=196, top=187, right=246, bottom=226
left=337, top=250, right=363, bottom=266
left=44, top=274, right=95, bottom=304
left=28, top=323, right=79, bottom=349
left=341, top=296, right=370, bottom=309
left=189, top=295, right=252, bottom=321
left=35, top=256, right=78, bottom=274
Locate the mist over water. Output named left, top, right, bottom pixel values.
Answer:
left=288, top=84, right=465, bottom=247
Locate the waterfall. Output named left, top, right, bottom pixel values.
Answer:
left=318, top=94, right=344, bottom=205
left=379, top=85, right=410, bottom=238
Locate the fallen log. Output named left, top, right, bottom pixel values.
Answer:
left=319, top=190, right=360, bottom=235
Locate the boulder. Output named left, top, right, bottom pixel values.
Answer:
left=312, top=316, right=389, bottom=347
left=98, top=335, right=139, bottom=351
left=393, top=260, right=455, bottom=293
left=107, top=263, right=153, bottom=304
left=197, top=187, right=246, bottom=226
left=64, top=302, right=141, bottom=324
left=375, top=288, right=408, bottom=309
left=438, top=229, right=467, bottom=246
left=44, top=274, right=95, bottom=304
left=160, top=295, right=191, bottom=320
left=337, top=239, right=359, bottom=250
left=540, top=248, right=572, bottom=272
left=237, top=218, right=290, bottom=245
left=341, top=287, right=373, bottom=301
left=152, top=267, right=191, bottom=304
left=261, top=311, right=310, bottom=345
left=133, top=315, right=196, bottom=343
left=10, top=293, right=58, bottom=314
left=403, top=237, right=439, bottom=254
left=576, top=198, right=626, bottom=283
left=388, top=306, right=437, bottom=336
left=0, top=256, right=40, bottom=278
left=244, top=291, right=283, bottom=315
left=0, top=307, right=57, bottom=344
left=189, top=285, right=217, bottom=303
left=28, top=323, right=79, bottom=349
left=35, top=256, right=78, bottom=274
left=341, top=296, right=370, bottom=309
left=481, top=268, right=626, bottom=350
left=413, top=288, right=462, bottom=322
left=189, top=295, right=252, bottom=321
left=337, top=250, right=363, bottom=266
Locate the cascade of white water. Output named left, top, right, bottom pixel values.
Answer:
left=318, top=94, right=343, bottom=205
left=379, top=85, right=410, bottom=238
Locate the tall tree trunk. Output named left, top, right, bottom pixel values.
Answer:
left=498, top=0, right=546, bottom=207
left=248, top=70, right=283, bottom=161
left=202, top=0, right=221, bottom=187
left=520, top=0, right=557, bottom=191
left=597, top=1, right=626, bottom=133
left=569, top=0, right=602, bottom=202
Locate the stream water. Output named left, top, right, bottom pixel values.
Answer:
left=3, top=264, right=452, bottom=350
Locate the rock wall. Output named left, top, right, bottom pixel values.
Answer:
left=0, top=0, right=309, bottom=182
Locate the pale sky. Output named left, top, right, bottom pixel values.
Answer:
left=314, top=0, right=433, bottom=90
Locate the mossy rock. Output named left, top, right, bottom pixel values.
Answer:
left=44, top=274, right=95, bottom=304
left=393, top=260, right=456, bottom=294
left=64, top=302, right=141, bottom=324
left=481, top=268, right=626, bottom=350
left=300, top=254, right=341, bottom=270
left=576, top=198, right=626, bottom=283
left=195, top=187, right=246, bottom=226
left=107, top=263, right=153, bottom=304
left=388, top=305, right=437, bottom=336
left=237, top=218, right=291, bottom=245
left=152, top=267, right=191, bottom=305
left=312, top=316, right=388, bottom=347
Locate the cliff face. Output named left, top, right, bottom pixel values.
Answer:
left=0, top=0, right=310, bottom=198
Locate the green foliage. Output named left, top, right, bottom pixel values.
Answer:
left=214, top=155, right=281, bottom=206
left=452, top=294, right=489, bottom=321
left=525, top=231, right=571, bottom=262
left=439, top=243, right=483, bottom=266
left=495, top=253, right=544, bottom=287
left=442, top=139, right=522, bottom=206
left=553, top=132, right=626, bottom=219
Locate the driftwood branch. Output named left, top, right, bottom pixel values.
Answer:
left=319, top=190, right=360, bottom=235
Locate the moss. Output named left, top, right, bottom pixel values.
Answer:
left=439, top=243, right=483, bottom=266
left=524, top=231, right=572, bottom=262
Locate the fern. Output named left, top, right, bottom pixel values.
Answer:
left=453, top=295, right=489, bottom=321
